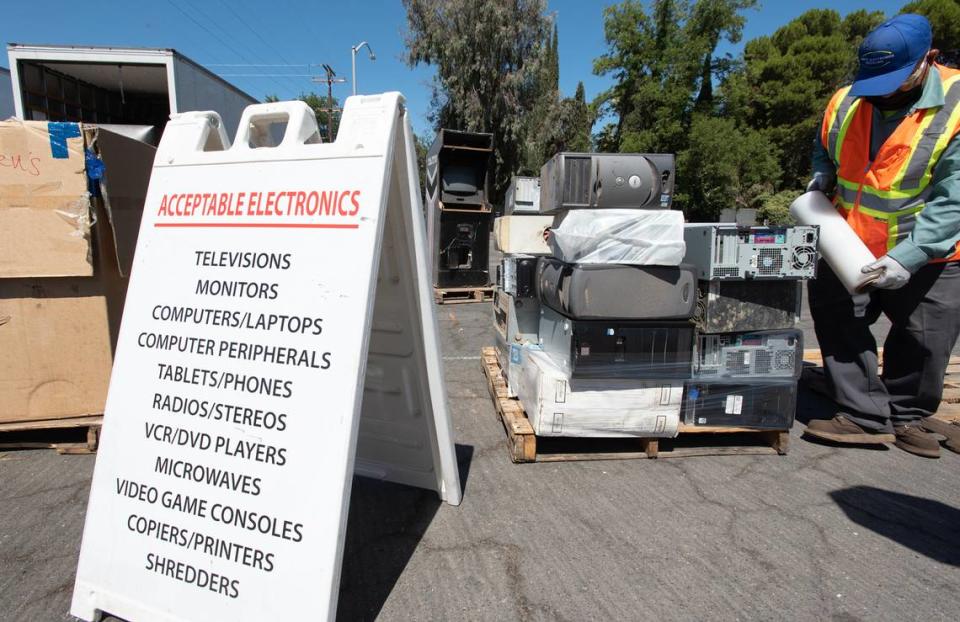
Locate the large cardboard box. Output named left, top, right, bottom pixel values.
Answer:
left=0, top=121, right=154, bottom=425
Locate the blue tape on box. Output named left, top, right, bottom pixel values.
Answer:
left=85, top=149, right=105, bottom=197
left=47, top=122, right=81, bottom=159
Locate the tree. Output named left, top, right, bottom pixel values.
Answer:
left=687, top=0, right=758, bottom=110
left=592, top=0, right=761, bottom=214
left=524, top=27, right=595, bottom=172
left=901, top=0, right=960, bottom=66
left=402, top=0, right=551, bottom=201
left=724, top=9, right=884, bottom=188
left=263, top=93, right=341, bottom=141
left=523, top=22, right=561, bottom=172
left=593, top=0, right=691, bottom=154
left=679, top=113, right=781, bottom=220
left=414, top=132, right=431, bottom=196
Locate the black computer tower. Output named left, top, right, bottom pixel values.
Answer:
left=538, top=306, right=694, bottom=378
left=682, top=380, right=797, bottom=429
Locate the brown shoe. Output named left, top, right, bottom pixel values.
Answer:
left=894, top=426, right=941, bottom=458
left=919, top=417, right=960, bottom=454
left=803, top=415, right=895, bottom=445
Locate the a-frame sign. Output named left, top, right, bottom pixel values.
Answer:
left=71, top=93, right=461, bottom=621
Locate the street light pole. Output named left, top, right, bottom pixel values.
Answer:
left=350, top=41, right=376, bottom=96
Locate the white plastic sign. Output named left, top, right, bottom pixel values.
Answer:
left=71, top=94, right=461, bottom=622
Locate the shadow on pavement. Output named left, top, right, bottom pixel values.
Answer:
left=830, top=486, right=960, bottom=567
left=337, top=443, right=473, bottom=621
left=795, top=378, right=837, bottom=426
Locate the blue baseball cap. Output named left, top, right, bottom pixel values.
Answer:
left=850, top=14, right=932, bottom=97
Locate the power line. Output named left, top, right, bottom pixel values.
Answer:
left=165, top=0, right=299, bottom=97
left=217, top=0, right=296, bottom=67
left=215, top=0, right=311, bottom=96
left=178, top=0, right=304, bottom=96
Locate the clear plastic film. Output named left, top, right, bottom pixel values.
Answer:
left=538, top=306, right=695, bottom=379
left=517, top=348, right=683, bottom=438
left=789, top=191, right=877, bottom=293
left=548, top=208, right=685, bottom=265
left=55, top=194, right=95, bottom=239
left=537, top=258, right=696, bottom=320
left=683, top=379, right=798, bottom=429
left=693, top=329, right=803, bottom=380
left=694, top=280, right=801, bottom=333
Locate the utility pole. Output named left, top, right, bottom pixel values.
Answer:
left=311, top=64, right=346, bottom=142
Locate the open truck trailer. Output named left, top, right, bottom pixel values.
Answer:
left=6, top=44, right=257, bottom=140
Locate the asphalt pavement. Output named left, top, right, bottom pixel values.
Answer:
left=2, top=293, right=959, bottom=622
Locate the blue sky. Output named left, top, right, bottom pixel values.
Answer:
left=1, top=0, right=909, bottom=137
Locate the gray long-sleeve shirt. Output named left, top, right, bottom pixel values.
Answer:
left=812, top=68, right=960, bottom=272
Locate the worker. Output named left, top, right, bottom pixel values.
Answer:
left=804, top=14, right=960, bottom=458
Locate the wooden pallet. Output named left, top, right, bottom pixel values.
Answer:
left=0, top=415, right=102, bottom=455
left=802, top=349, right=960, bottom=423
left=434, top=286, right=494, bottom=305
left=480, top=347, right=788, bottom=463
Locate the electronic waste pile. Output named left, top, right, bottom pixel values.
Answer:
left=492, top=152, right=820, bottom=441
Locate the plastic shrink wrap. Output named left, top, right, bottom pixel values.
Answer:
left=789, top=191, right=877, bottom=294
left=694, top=280, right=801, bottom=333
left=516, top=348, right=682, bottom=438
left=538, top=306, right=694, bottom=379
left=693, top=329, right=803, bottom=380
left=537, top=258, right=696, bottom=320
left=683, top=380, right=797, bottom=429
left=548, top=209, right=685, bottom=265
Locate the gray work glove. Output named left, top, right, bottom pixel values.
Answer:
left=862, top=255, right=911, bottom=290
left=806, top=172, right=837, bottom=194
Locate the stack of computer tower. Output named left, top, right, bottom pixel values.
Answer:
left=493, top=175, right=549, bottom=397
left=496, top=153, right=696, bottom=439
left=681, top=224, right=819, bottom=429
left=425, top=130, right=495, bottom=290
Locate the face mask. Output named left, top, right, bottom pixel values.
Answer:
left=868, top=85, right=923, bottom=111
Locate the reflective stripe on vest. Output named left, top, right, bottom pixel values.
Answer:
left=821, top=64, right=960, bottom=259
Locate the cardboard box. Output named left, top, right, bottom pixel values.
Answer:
left=0, top=121, right=154, bottom=425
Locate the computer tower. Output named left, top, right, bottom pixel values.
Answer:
left=693, top=329, right=802, bottom=380
left=682, top=380, right=797, bottom=430
left=431, top=210, right=490, bottom=287
left=538, top=306, right=694, bottom=379
left=493, top=290, right=541, bottom=398
left=505, top=176, right=541, bottom=214
left=682, top=224, right=819, bottom=280
left=493, top=289, right=540, bottom=344
left=539, top=152, right=675, bottom=213
left=694, top=280, right=801, bottom=333
left=537, top=258, right=696, bottom=320
left=424, top=129, right=494, bottom=287
left=497, top=255, right=539, bottom=298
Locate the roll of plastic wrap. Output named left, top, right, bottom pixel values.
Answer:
left=789, top=191, right=878, bottom=294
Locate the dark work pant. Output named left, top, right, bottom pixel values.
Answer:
left=807, top=260, right=960, bottom=432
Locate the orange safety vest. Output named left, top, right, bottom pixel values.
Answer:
left=820, top=63, right=960, bottom=261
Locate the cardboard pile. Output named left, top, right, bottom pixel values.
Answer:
left=0, top=120, right=154, bottom=429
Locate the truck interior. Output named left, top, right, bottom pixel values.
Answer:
left=16, top=60, right=170, bottom=129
